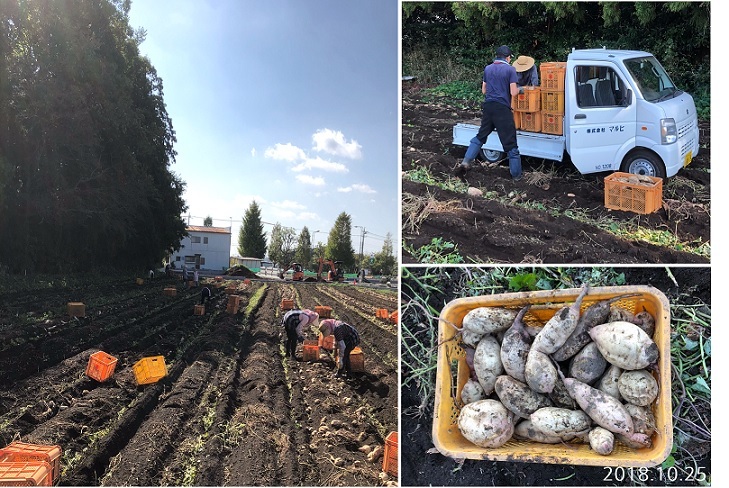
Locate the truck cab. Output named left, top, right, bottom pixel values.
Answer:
left=453, top=49, right=700, bottom=178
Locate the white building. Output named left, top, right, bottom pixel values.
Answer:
left=169, top=225, right=231, bottom=272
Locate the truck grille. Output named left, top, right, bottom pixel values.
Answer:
left=678, top=120, right=696, bottom=158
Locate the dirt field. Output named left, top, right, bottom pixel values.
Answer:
left=402, top=84, right=710, bottom=264
left=400, top=266, right=711, bottom=486
left=0, top=274, right=398, bottom=486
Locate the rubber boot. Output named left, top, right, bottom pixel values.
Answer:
left=454, top=157, right=475, bottom=177
left=508, top=147, right=522, bottom=181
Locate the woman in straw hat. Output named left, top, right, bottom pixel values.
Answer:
left=281, top=309, right=319, bottom=360
left=513, top=55, right=539, bottom=88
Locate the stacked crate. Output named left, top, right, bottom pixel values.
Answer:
left=511, top=86, right=540, bottom=132
left=0, top=442, right=62, bottom=486
left=539, top=62, right=566, bottom=135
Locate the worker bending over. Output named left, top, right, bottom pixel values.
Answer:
left=319, top=319, right=361, bottom=379
left=281, top=309, right=320, bottom=360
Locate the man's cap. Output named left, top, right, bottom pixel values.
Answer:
left=496, top=45, right=512, bottom=58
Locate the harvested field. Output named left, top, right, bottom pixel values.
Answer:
left=0, top=274, right=398, bottom=486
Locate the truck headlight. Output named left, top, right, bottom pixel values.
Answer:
left=660, top=118, right=677, bottom=144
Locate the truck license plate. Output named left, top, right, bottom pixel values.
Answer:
left=683, top=150, right=692, bottom=167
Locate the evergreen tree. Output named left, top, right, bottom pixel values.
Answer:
left=294, top=226, right=313, bottom=270
left=237, top=201, right=267, bottom=258
left=268, top=223, right=296, bottom=269
left=326, top=212, right=356, bottom=272
left=203, top=216, right=213, bottom=226
left=371, top=232, right=397, bottom=276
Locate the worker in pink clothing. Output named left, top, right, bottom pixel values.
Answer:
left=281, top=309, right=319, bottom=360
left=319, top=318, right=361, bottom=378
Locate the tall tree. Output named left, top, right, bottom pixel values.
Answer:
left=0, top=0, right=187, bottom=272
left=237, top=201, right=266, bottom=258
left=371, top=232, right=397, bottom=276
left=203, top=216, right=213, bottom=226
left=268, top=223, right=296, bottom=269
left=326, top=212, right=356, bottom=271
left=294, top=226, right=313, bottom=270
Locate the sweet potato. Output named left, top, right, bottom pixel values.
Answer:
left=457, top=399, right=514, bottom=448
left=499, top=306, right=532, bottom=382
left=569, top=342, right=608, bottom=385
left=532, top=285, right=589, bottom=354
left=634, top=311, right=656, bottom=337
left=462, top=307, right=518, bottom=336
left=624, top=403, right=656, bottom=436
left=549, top=374, right=577, bottom=409
left=588, top=427, right=614, bottom=455
left=588, top=321, right=659, bottom=370
left=524, top=347, right=557, bottom=394
left=530, top=407, right=591, bottom=438
left=473, top=334, right=504, bottom=395
left=552, top=294, right=638, bottom=362
left=596, top=364, right=623, bottom=400
left=494, top=375, right=553, bottom=419
left=460, top=378, right=486, bottom=405
left=562, top=376, right=650, bottom=445
left=618, top=370, right=658, bottom=406
left=513, top=420, right=564, bottom=444
left=461, top=329, right=485, bottom=348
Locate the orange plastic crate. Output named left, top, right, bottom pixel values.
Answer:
left=0, top=442, right=61, bottom=483
left=519, top=112, right=542, bottom=133
left=318, top=334, right=335, bottom=351
left=132, top=356, right=167, bottom=385
left=314, top=306, right=332, bottom=319
left=225, top=284, right=238, bottom=294
left=281, top=299, right=294, bottom=311
left=0, top=461, right=53, bottom=486
left=540, top=90, right=565, bottom=114
left=389, top=310, right=399, bottom=324
left=511, top=86, right=541, bottom=112
left=382, top=431, right=398, bottom=477
left=513, top=110, right=521, bottom=130
left=163, top=287, right=177, bottom=297
left=337, top=346, right=365, bottom=372
left=541, top=113, right=563, bottom=135
left=86, top=351, right=118, bottom=382
left=604, top=172, right=663, bottom=214
left=376, top=308, right=389, bottom=319
left=227, top=295, right=241, bottom=314
left=540, top=62, right=566, bottom=91
left=135, top=278, right=144, bottom=285
left=67, top=302, right=85, bottom=317
left=302, top=340, right=320, bottom=361
left=194, top=304, right=205, bottom=316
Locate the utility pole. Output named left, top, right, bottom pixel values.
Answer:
left=354, top=225, right=366, bottom=263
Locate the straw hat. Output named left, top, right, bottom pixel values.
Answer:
left=513, top=55, right=535, bottom=73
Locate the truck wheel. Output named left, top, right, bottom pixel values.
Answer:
left=481, top=148, right=505, bottom=163
left=620, top=150, right=666, bottom=179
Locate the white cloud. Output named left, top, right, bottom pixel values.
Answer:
left=251, top=147, right=256, bottom=157
left=296, top=174, right=325, bottom=186
left=292, top=156, right=349, bottom=173
left=264, top=143, right=306, bottom=162
left=337, top=183, right=376, bottom=194
left=312, top=129, right=362, bottom=159
left=271, top=200, right=306, bottom=210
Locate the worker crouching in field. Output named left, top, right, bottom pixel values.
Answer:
left=200, top=286, right=212, bottom=305
left=319, top=319, right=361, bottom=379
left=281, top=309, right=320, bottom=360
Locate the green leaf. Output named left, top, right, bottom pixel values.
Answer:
left=683, top=337, right=699, bottom=351
left=692, top=376, right=711, bottom=395
left=662, top=455, right=676, bottom=469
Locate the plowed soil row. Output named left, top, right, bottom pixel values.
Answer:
left=0, top=276, right=398, bottom=486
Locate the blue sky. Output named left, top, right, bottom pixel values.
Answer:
left=127, top=0, right=398, bottom=257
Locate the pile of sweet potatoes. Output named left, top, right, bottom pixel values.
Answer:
left=456, top=285, right=661, bottom=456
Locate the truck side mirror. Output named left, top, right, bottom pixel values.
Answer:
left=623, top=89, right=632, bottom=107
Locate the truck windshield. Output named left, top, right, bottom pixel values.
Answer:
left=624, top=56, right=681, bottom=102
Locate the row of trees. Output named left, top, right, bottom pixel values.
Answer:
left=403, top=2, right=710, bottom=118
left=0, top=0, right=188, bottom=273
left=236, top=201, right=397, bottom=276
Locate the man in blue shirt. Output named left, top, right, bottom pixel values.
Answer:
left=455, top=45, right=523, bottom=181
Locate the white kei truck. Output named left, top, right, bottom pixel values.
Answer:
left=452, top=48, right=700, bottom=178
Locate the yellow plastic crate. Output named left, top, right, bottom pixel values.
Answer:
left=511, top=86, right=541, bottom=112
left=540, top=90, right=565, bottom=114
left=132, top=356, right=167, bottom=385
left=519, top=112, right=541, bottom=133
left=433, top=286, right=672, bottom=467
left=541, top=112, right=563, bottom=135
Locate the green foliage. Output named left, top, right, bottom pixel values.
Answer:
left=404, top=238, right=464, bottom=264
left=369, top=232, right=397, bottom=276
left=237, top=201, right=267, bottom=258
left=0, top=0, right=188, bottom=272
left=203, top=216, right=213, bottom=226
left=326, top=212, right=356, bottom=271
left=403, top=2, right=710, bottom=119
left=267, top=223, right=296, bottom=268
left=424, top=81, right=482, bottom=102
left=294, top=227, right=313, bottom=270
left=507, top=273, right=538, bottom=291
